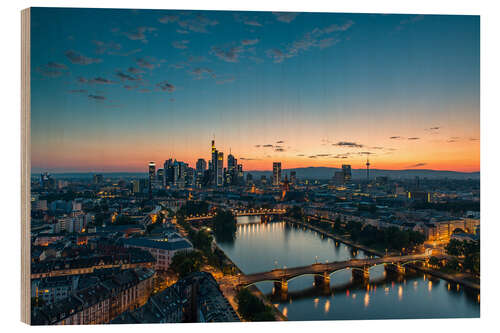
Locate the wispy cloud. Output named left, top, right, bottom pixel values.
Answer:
left=36, top=62, right=69, bottom=78
left=233, top=13, right=263, bottom=27
left=266, top=20, right=354, bottom=63
left=92, top=40, right=121, bottom=54
left=407, top=137, right=420, bottom=140
left=272, top=12, right=300, bottom=23
left=396, top=15, right=424, bottom=31
left=159, top=13, right=218, bottom=33
left=332, top=141, right=363, bottom=148
left=88, top=94, right=106, bottom=100
left=156, top=81, right=176, bottom=92
left=136, top=57, right=164, bottom=70
left=78, top=77, right=117, bottom=85
left=172, top=40, right=190, bottom=49
left=389, top=136, right=403, bottom=139
left=407, top=163, right=427, bottom=168
left=65, top=50, right=102, bottom=65
left=123, top=27, right=157, bottom=43
left=190, top=67, right=216, bottom=80
left=241, top=39, right=259, bottom=46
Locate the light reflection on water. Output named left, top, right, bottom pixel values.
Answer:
left=217, top=218, right=479, bottom=320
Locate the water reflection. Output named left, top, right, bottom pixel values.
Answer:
left=218, top=220, right=480, bottom=320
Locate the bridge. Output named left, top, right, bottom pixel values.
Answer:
left=237, top=254, right=444, bottom=292
left=184, top=208, right=286, bottom=222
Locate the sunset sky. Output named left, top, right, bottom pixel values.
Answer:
left=30, top=8, right=479, bottom=173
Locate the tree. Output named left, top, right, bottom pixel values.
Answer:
left=170, top=251, right=203, bottom=278
left=236, top=288, right=274, bottom=321
left=428, top=256, right=441, bottom=268
left=445, top=239, right=465, bottom=257
left=464, top=252, right=480, bottom=276
left=213, top=209, right=237, bottom=242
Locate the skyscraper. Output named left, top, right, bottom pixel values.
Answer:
left=273, top=162, right=282, bottom=186
left=227, top=152, right=236, bottom=184
left=148, top=162, right=156, bottom=198
left=211, top=140, right=217, bottom=186
left=290, top=171, right=296, bottom=184
left=196, top=158, right=207, bottom=188
left=217, top=152, right=224, bottom=186
left=342, top=164, right=352, bottom=183
left=163, top=159, right=175, bottom=187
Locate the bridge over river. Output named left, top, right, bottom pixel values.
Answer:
left=237, top=253, right=445, bottom=292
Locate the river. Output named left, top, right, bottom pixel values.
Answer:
left=217, top=217, right=480, bottom=321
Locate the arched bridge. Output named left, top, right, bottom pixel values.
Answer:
left=237, top=254, right=444, bottom=291
left=184, top=208, right=286, bottom=222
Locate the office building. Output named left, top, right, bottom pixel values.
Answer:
left=272, top=162, right=282, bottom=186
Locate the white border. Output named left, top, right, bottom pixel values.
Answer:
left=2, top=1, right=499, bottom=332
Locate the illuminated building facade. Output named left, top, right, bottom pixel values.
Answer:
left=273, top=162, right=282, bottom=186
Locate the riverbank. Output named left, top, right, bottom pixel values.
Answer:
left=214, top=242, right=287, bottom=321
left=284, top=217, right=480, bottom=291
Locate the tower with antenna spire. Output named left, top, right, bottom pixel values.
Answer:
left=366, top=157, right=370, bottom=182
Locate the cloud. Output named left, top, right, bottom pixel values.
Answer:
left=36, top=62, right=69, bottom=78
left=211, top=45, right=244, bottom=63
left=92, top=40, right=122, bottom=54
left=136, top=57, right=163, bottom=70
left=389, top=136, right=403, bottom=139
left=447, top=137, right=460, bottom=143
left=407, top=163, right=427, bottom=168
left=332, top=141, right=363, bottom=148
left=156, top=81, right=176, bottom=92
left=172, top=40, right=190, bottom=49
left=65, top=50, right=102, bottom=65
left=158, top=14, right=179, bottom=24
left=239, top=157, right=260, bottom=161
left=123, top=26, right=157, bottom=43
left=115, top=71, right=141, bottom=81
left=211, top=38, right=260, bottom=63
left=297, top=154, right=305, bottom=157
left=275, top=147, right=286, bottom=152
left=332, top=154, right=349, bottom=159
left=233, top=13, right=263, bottom=27
left=254, top=145, right=261, bottom=148
left=128, top=67, right=145, bottom=74
left=88, top=94, right=106, bottom=100
left=162, top=13, right=218, bottom=33
left=272, top=12, right=300, bottom=23
left=407, top=137, right=420, bottom=140
left=78, top=77, right=117, bottom=84
left=266, top=48, right=285, bottom=63
left=215, top=76, right=236, bottom=85
left=262, top=144, right=274, bottom=148
left=396, top=15, right=424, bottom=31
left=241, top=39, right=259, bottom=46
left=190, top=67, right=215, bottom=80
left=266, top=20, right=353, bottom=63
left=276, top=140, right=284, bottom=144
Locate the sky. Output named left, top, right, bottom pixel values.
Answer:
left=30, top=8, right=480, bottom=173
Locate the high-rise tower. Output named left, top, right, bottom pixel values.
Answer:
left=366, top=157, right=370, bottom=182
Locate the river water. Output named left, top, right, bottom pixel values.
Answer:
left=217, top=217, right=479, bottom=321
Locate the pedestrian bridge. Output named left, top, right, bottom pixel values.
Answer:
left=237, top=254, right=444, bottom=291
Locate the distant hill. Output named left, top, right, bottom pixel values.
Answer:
left=38, top=167, right=479, bottom=180
left=246, top=167, right=479, bottom=180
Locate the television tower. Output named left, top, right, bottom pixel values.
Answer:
left=366, top=157, right=370, bottom=182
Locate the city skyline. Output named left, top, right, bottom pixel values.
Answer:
left=30, top=8, right=479, bottom=173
